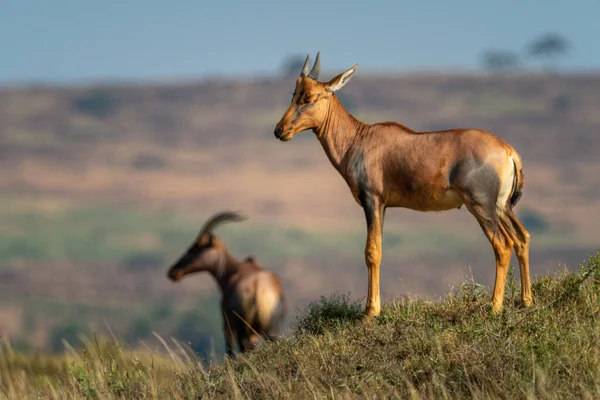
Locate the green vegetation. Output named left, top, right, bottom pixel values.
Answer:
left=2, top=252, right=598, bottom=399
left=467, top=92, right=546, bottom=117
left=0, top=197, right=580, bottom=270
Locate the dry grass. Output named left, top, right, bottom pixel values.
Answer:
left=2, top=251, right=598, bottom=399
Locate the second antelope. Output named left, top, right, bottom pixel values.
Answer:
left=167, top=211, right=286, bottom=358
left=273, top=53, right=532, bottom=318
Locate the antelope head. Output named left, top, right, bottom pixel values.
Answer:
left=274, top=52, right=358, bottom=141
left=167, top=211, right=246, bottom=281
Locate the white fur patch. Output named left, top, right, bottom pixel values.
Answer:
left=496, top=159, right=516, bottom=215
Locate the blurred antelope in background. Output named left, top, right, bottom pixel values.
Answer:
left=167, top=211, right=286, bottom=358
left=273, top=53, right=532, bottom=318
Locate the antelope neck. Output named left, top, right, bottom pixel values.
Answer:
left=315, top=95, right=367, bottom=173
left=207, top=249, right=242, bottom=292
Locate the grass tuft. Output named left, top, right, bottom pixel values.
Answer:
left=295, top=292, right=364, bottom=335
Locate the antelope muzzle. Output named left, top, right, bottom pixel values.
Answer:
left=167, top=266, right=184, bottom=282
left=274, top=125, right=284, bottom=139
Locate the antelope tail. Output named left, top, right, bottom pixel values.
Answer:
left=509, top=154, right=524, bottom=209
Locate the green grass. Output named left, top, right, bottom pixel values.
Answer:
left=0, top=197, right=581, bottom=270
left=466, top=92, right=547, bottom=118
left=2, top=251, right=598, bottom=399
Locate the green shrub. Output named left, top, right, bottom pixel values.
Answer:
left=295, top=292, right=364, bottom=335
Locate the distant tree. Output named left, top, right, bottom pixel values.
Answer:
left=527, top=33, right=570, bottom=72
left=72, top=91, right=120, bottom=118
left=481, top=50, right=520, bottom=74
left=280, top=54, right=308, bottom=77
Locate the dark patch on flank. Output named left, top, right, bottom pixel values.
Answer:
left=449, top=158, right=501, bottom=232
left=361, top=191, right=377, bottom=227
left=348, top=149, right=377, bottom=226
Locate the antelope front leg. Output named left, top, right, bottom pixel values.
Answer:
left=223, top=313, right=237, bottom=359
left=363, top=199, right=384, bottom=318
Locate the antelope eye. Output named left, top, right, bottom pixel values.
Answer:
left=297, top=93, right=308, bottom=104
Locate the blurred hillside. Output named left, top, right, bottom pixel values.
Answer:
left=0, top=71, right=599, bottom=355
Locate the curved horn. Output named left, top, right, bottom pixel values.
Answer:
left=300, top=54, right=311, bottom=77
left=307, top=51, right=321, bottom=80
left=200, top=211, right=247, bottom=235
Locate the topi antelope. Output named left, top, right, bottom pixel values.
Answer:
left=273, top=52, right=532, bottom=318
left=167, top=211, right=286, bottom=358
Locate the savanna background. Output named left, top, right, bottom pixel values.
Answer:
left=0, top=2, right=599, bottom=397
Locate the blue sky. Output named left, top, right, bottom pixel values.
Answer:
left=1, top=0, right=598, bottom=85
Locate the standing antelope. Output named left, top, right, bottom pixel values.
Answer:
left=273, top=53, right=532, bottom=318
left=167, top=211, right=286, bottom=358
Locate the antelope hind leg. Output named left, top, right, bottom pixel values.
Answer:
left=503, top=210, right=533, bottom=307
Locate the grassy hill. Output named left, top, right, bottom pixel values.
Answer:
left=1, top=252, right=598, bottom=399
left=0, top=71, right=599, bottom=354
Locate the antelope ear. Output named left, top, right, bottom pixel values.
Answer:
left=198, top=232, right=212, bottom=246
left=326, top=64, right=358, bottom=93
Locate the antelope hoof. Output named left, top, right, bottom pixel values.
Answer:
left=363, top=305, right=380, bottom=320
left=522, top=298, right=533, bottom=308
left=361, top=314, right=376, bottom=325
left=490, top=302, right=503, bottom=315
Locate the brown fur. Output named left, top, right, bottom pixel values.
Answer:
left=274, top=54, right=532, bottom=317
left=167, top=211, right=286, bottom=358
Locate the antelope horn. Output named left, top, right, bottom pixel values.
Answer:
left=307, top=51, right=321, bottom=80
left=300, top=54, right=311, bottom=77
left=200, top=211, right=247, bottom=235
